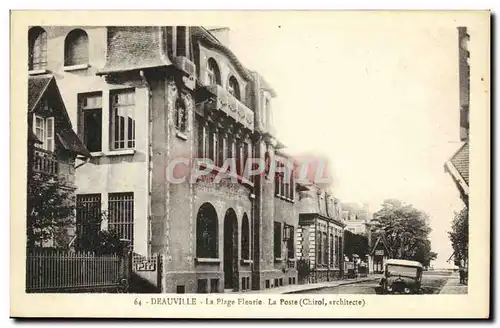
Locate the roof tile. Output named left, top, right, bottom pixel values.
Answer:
left=28, top=76, right=52, bottom=112
left=450, top=142, right=469, bottom=185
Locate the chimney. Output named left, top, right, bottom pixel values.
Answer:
left=207, top=27, right=231, bottom=47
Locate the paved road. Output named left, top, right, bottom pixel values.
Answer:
left=297, top=272, right=452, bottom=294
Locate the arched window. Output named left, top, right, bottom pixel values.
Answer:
left=227, top=76, right=241, bottom=100
left=206, top=58, right=221, bottom=85
left=64, top=29, right=89, bottom=66
left=196, top=203, right=218, bottom=258
left=28, top=27, right=47, bottom=70
left=241, top=214, right=250, bottom=260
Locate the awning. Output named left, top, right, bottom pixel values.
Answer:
left=57, top=129, right=92, bottom=158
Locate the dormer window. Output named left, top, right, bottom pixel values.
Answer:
left=28, top=27, right=47, bottom=71
left=65, top=29, right=89, bottom=67
left=227, top=76, right=240, bottom=100
left=206, top=58, right=221, bottom=86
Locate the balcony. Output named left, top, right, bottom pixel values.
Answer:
left=171, top=56, right=196, bottom=90
left=32, top=147, right=59, bottom=176
left=195, top=85, right=254, bottom=132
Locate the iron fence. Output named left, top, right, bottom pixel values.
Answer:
left=26, top=250, right=127, bottom=293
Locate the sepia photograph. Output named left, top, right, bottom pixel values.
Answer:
left=10, top=10, right=490, bottom=318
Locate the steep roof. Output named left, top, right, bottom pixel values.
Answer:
left=370, top=233, right=392, bottom=257
left=449, top=142, right=469, bottom=185
left=28, top=76, right=52, bottom=113
left=28, top=75, right=91, bottom=158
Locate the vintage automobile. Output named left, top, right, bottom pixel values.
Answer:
left=376, top=259, right=424, bottom=294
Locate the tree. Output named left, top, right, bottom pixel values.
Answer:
left=344, top=230, right=369, bottom=260
left=27, top=172, right=75, bottom=249
left=372, top=199, right=436, bottom=265
left=448, top=207, right=468, bottom=266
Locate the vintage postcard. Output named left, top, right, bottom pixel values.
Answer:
left=10, top=10, right=490, bottom=319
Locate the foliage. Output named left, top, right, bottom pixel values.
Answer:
left=27, top=172, right=75, bottom=249
left=448, top=207, right=468, bottom=265
left=94, top=229, right=125, bottom=255
left=372, top=199, right=437, bottom=266
left=27, top=171, right=124, bottom=255
left=344, top=230, right=369, bottom=260
left=77, top=211, right=125, bottom=255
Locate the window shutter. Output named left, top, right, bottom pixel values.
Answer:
left=45, top=117, right=54, bottom=151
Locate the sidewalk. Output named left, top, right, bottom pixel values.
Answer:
left=439, top=274, right=468, bottom=294
left=239, top=275, right=379, bottom=294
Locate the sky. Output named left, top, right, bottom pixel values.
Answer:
left=224, top=13, right=467, bottom=268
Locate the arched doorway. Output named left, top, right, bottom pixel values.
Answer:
left=223, top=208, right=239, bottom=291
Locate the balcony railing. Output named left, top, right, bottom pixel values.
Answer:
left=196, top=85, right=254, bottom=131
left=32, top=147, right=59, bottom=176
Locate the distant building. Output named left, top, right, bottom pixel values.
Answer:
left=296, top=183, right=345, bottom=282
left=444, top=26, right=470, bottom=207
left=368, top=233, right=392, bottom=273
left=342, top=202, right=372, bottom=235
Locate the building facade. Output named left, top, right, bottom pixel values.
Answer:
left=296, top=183, right=345, bottom=282
left=341, top=202, right=372, bottom=236
left=28, top=25, right=302, bottom=293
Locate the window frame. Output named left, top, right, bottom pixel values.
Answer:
left=76, top=193, right=102, bottom=250
left=79, top=92, right=103, bottom=153
left=64, top=29, right=89, bottom=67
left=110, top=89, right=136, bottom=151
left=107, top=192, right=135, bottom=245
left=227, top=76, right=241, bottom=100
left=33, top=114, right=55, bottom=152
left=28, top=27, right=47, bottom=71
left=274, top=221, right=282, bottom=260
left=322, top=232, right=328, bottom=267
left=206, top=58, right=220, bottom=86
left=316, top=230, right=322, bottom=265
left=287, top=225, right=295, bottom=259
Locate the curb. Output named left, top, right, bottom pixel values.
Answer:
left=283, top=278, right=376, bottom=294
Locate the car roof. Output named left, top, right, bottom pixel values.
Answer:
left=386, top=259, right=423, bottom=268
